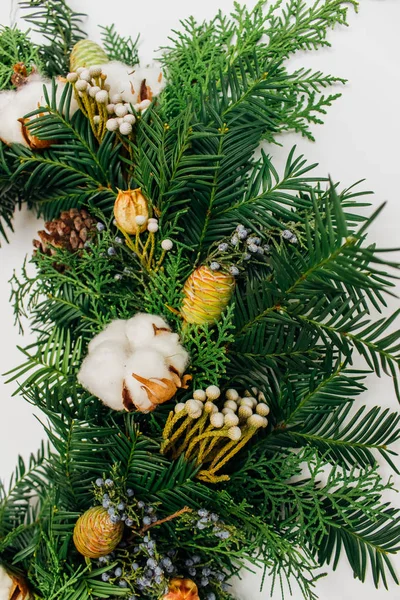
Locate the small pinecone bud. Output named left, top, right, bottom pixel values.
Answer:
left=181, top=266, right=235, bottom=325
left=33, top=208, right=98, bottom=259
left=70, top=40, right=109, bottom=71
left=163, top=578, right=199, bottom=600
left=73, top=506, right=124, bottom=558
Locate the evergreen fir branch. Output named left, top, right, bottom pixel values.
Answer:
left=8, top=83, right=121, bottom=218
left=99, top=24, right=139, bottom=65
left=0, top=26, right=40, bottom=90
left=275, top=403, right=400, bottom=472
left=19, top=0, right=86, bottom=77
left=0, top=444, right=47, bottom=539
left=4, top=326, right=83, bottom=395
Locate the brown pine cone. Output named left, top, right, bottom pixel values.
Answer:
left=33, top=208, right=98, bottom=257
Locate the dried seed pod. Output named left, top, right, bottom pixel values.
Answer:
left=228, top=426, right=242, bottom=441
left=114, top=189, right=149, bottom=234
left=248, top=414, right=266, bottom=429
left=238, top=405, right=253, bottom=420
left=225, top=388, right=239, bottom=401
left=193, top=389, right=207, bottom=402
left=224, top=400, right=238, bottom=412
left=163, top=578, right=199, bottom=600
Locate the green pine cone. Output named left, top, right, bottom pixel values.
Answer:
left=70, top=39, right=109, bottom=71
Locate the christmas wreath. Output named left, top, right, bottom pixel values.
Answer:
left=0, top=1, right=399, bottom=600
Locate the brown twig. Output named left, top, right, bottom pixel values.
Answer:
left=139, top=506, right=192, bottom=535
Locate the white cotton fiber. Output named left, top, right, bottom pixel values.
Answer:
left=88, top=319, right=129, bottom=353
left=77, top=342, right=127, bottom=411
left=125, top=312, right=171, bottom=349
left=149, top=334, right=190, bottom=375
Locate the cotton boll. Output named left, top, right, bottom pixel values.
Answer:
left=125, top=312, right=171, bottom=349
left=77, top=343, right=127, bottom=411
left=0, top=566, right=29, bottom=600
left=88, top=319, right=129, bottom=354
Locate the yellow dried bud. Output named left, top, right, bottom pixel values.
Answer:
left=114, top=189, right=149, bottom=234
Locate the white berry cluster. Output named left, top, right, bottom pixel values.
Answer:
left=105, top=95, right=151, bottom=136
left=67, top=66, right=153, bottom=138
left=174, top=385, right=269, bottom=440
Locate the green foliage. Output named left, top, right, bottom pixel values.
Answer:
left=99, top=24, right=139, bottom=65
left=0, top=25, right=40, bottom=90
left=19, top=0, right=86, bottom=77
left=1, top=2, right=400, bottom=600
left=160, top=0, right=357, bottom=139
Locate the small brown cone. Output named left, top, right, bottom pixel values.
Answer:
left=73, top=506, right=124, bottom=559
left=163, top=578, right=199, bottom=600
left=33, top=208, right=98, bottom=259
left=181, top=266, right=235, bottom=325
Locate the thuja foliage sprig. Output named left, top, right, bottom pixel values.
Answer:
left=160, top=0, right=358, bottom=139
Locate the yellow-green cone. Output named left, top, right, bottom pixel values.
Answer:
left=181, top=266, right=235, bottom=325
left=70, top=40, right=109, bottom=71
left=73, top=506, right=123, bottom=558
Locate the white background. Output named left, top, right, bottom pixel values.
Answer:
left=0, top=0, right=400, bottom=598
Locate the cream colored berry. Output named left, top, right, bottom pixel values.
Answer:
left=256, top=403, right=270, bottom=417
left=206, top=385, right=221, bottom=400
left=228, top=426, right=242, bottom=441
left=210, top=412, right=224, bottom=428
left=193, top=389, right=207, bottom=402
left=238, top=405, right=252, bottom=420
left=224, top=400, right=238, bottom=412
left=225, top=388, right=239, bottom=401
left=248, top=414, right=265, bottom=428
left=224, top=413, right=239, bottom=427
left=174, top=402, right=186, bottom=414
